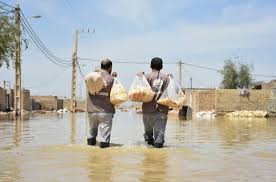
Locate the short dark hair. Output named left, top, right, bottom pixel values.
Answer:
left=101, top=59, right=112, bottom=70
left=150, top=57, right=163, bottom=70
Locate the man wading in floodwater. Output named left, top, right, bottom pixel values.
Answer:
left=86, top=59, right=116, bottom=148
left=141, top=57, right=170, bottom=148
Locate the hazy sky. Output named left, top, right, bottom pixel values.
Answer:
left=1, top=0, right=276, bottom=97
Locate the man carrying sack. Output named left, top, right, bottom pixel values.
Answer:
left=86, top=59, right=116, bottom=148
left=141, top=57, right=170, bottom=148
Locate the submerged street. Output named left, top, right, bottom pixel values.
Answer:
left=1, top=111, right=276, bottom=181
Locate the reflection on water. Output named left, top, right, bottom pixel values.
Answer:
left=139, top=150, right=168, bottom=182
left=1, top=111, right=276, bottom=181
left=70, top=113, right=77, bottom=144
left=14, top=117, right=21, bottom=146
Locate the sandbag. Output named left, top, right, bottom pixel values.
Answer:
left=110, top=78, right=128, bottom=106
left=85, top=72, right=105, bottom=95
left=128, top=75, right=155, bottom=103
left=157, top=76, right=186, bottom=108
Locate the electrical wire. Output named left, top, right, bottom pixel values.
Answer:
left=78, top=57, right=177, bottom=65
left=77, top=61, right=86, bottom=81
left=20, top=14, right=72, bottom=67
left=21, top=19, right=72, bottom=67
left=0, top=1, right=15, bottom=9
left=78, top=57, right=276, bottom=78
left=19, top=10, right=71, bottom=65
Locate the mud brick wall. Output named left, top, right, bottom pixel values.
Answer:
left=63, top=99, right=85, bottom=111
left=185, top=89, right=216, bottom=114
left=63, top=99, right=71, bottom=110
left=262, top=80, right=276, bottom=89
left=268, top=89, right=276, bottom=113
left=0, top=87, right=7, bottom=111
left=22, top=89, right=31, bottom=111
left=32, top=96, right=59, bottom=111
left=215, top=89, right=272, bottom=113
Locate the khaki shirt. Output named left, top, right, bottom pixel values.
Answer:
left=86, top=70, right=115, bottom=113
left=142, top=71, right=170, bottom=114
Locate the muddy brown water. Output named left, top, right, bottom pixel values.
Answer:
left=1, top=111, right=276, bottom=182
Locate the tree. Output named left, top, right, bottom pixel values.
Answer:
left=221, top=60, right=239, bottom=89
left=221, top=60, right=253, bottom=89
left=0, top=15, right=16, bottom=68
left=238, top=63, right=253, bottom=88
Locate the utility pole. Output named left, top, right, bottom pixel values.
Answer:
left=15, top=3, right=22, bottom=116
left=179, top=60, right=183, bottom=88
left=71, top=29, right=94, bottom=112
left=190, top=77, right=193, bottom=89
left=71, top=30, right=78, bottom=112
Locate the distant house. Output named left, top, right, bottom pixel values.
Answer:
left=262, top=80, right=276, bottom=89
left=252, top=80, right=276, bottom=90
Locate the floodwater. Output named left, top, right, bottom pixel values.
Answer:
left=1, top=111, right=276, bottom=182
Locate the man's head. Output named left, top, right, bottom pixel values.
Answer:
left=101, top=59, right=112, bottom=74
left=150, top=57, right=163, bottom=71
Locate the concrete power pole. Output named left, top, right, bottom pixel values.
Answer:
left=179, top=60, right=183, bottom=88
left=15, top=4, right=22, bottom=116
left=71, top=30, right=78, bottom=112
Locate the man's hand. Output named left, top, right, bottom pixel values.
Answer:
left=112, top=72, right=117, bottom=77
left=137, top=71, right=145, bottom=77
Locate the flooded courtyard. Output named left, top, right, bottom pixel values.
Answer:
left=1, top=111, right=276, bottom=182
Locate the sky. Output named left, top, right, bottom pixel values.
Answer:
left=0, top=0, right=276, bottom=98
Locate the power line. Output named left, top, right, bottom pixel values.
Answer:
left=78, top=57, right=276, bottom=78
left=0, top=1, right=15, bottom=9
left=78, top=58, right=177, bottom=65
left=19, top=10, right=71, bottom=67
left=20, top=19, right=71, bottom=67
left=77, top=61, right=85, bottom=81
left=0, top=6, right=13, bottom=12
left=20, top=10, right=71, bottom=65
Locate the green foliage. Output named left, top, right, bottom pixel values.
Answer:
left=221, top=60, right=253, bottom=89
left=0, top=15, right=16, bottom=68
left=221, top=60, right=239, bottom=89
left=238, top=63, right=253, bottom=88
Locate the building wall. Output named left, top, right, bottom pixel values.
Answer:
left=63, top=99, right=85, bottom=111
left=22, top=89, right=31, bottom=111
left=185, top=89, right=216, bottom=114
left=63, top=99, right=71, bottom=110
left=184, top=89, right=275, bottom=115
left=215, top=89, right=272, bottom=113
left=32, top=96, right=59, bottom=111
left=262, top=80, right=276, bottom=89
left=0, top=87, right=7, bottom=111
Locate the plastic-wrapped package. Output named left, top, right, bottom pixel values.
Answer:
left=128, top=75, right=155, bottom=103
left=110, top=78, right=128, bottom=105
left=85, top=72, right=104, bottom=95
left=157, top=76, right=186, bottom=108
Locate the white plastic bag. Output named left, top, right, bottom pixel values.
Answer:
left=85, top=72, right=105, bottom=95
left=128, top=75, right=155, bottom=103
left=110, top=78, right=128, bottom=106
left=157, top=76, right=186, bottom=108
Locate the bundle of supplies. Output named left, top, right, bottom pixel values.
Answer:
left=128, top=75, right=155, bottom=103
left=157, top=76, right=186, bottom=108
left=85, top=72, right=104, bottom=95
left=110, top=78, right=128, bottom=105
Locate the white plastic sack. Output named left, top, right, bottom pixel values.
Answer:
left=157, top=76, right=186, bottom=108
left=85, top=72, right=104, bottom=95
left=110, top=78, right=128, bottom=106
left=128, top=75, right=155, bottom=103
